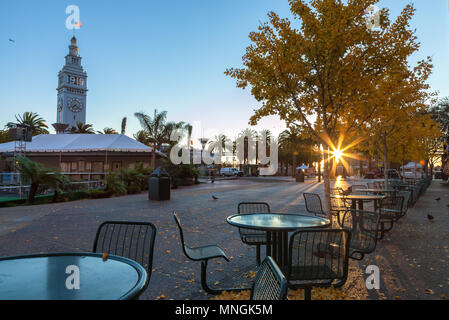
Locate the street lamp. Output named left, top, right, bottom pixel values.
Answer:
left=199, top=138, right=209, bottom=174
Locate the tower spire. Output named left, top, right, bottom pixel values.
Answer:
left=56, top=36, right=88, bottom=132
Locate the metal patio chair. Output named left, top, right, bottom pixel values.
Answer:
left=303, top=193, right=327, bottom=218
left=367, top=182, right=377, bottom=189
left=397, top=191, right=411, bottom=218
left=237, top=202, right=271, bottom=265
left=377, top=196, right=404, bottom=239
left=250, top=256, right=288, bottom=300
left=330, top=189, right=349, bottom=227
left=287, top=228, right=350, bottom=300
left=330, top=187, right=343, bottom=196
left=173, top=212, right=248, bottom=295
left=92, top=221, right=157, bottom=292
left=374, top=181, right=384, bottom=189
left=340, top=210, right=380, bottom=260
left=350, top=184, right=368, bottom=195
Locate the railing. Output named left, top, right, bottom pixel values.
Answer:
left=0, top=180, right=105, bottom=200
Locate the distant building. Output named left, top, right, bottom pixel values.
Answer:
left=0, top=134, right=164, bottom=180
left=0, top=36, right=165, bottom=182
left=56, top=36, right=88, bottom=131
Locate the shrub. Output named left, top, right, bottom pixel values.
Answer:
left=162, top=160, right=200, bottom=187
left=126, top=185, right=142, bottom=194
left=105, top=173, right=127, bottom=196
left=89, top=190, right=112, bottom=199
left=67, top=190, right=90, bottom=201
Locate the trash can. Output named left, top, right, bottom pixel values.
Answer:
left=296, top=172, right=305, bottom=183
left=148, top=167, right=171, bottom=201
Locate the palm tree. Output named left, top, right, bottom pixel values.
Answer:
left=70, top=122, right=95, bottom=134
left=121, top=117, right=127, bottom=135
left=134, top=110, right=189, bottom=168
left=279, top=125, right=302, bottom=177
left=134, top=130, right=149, bottom=144
left=164, top=121, right=188, bottom=147
left=97, top=127, right=118, bottom=134
left=208, top=134, right=230, bottom=169
left=238, top=128, right=257, bottom=174
left=6, top=112, right=49, bottom=135
left=0, top=129, right=9, bottom=143
left=16, top=157, right=67, bottom=203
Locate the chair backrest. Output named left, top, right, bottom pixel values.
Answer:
left=303, top=193, right=326, bottom=217
left=93, top=221, right=157, bottom=277
left=341, top=210, right=380, bottom=255
left=237, top=202, right=270, bottom=237
left=351, top=184, right=367, bottom=195
left=173, top=212, right=193, bottom=260
left=380, top=196, right=404, bottom=217
left=330, top=188, right=344, bottom=196
left=374, top=181, right=383, bottom=189
left=250, top=256, right=288, bottom=300
left=238, top=202, right=271, bottom=214
left=288, top=229, right=350, bottom=287
left=398, top=191, right=411, bottom=215
left=367, top=182, right=377, bottom=189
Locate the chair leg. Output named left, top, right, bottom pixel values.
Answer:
left=256, top=245, right=261, bottom=266
left=200, top=260, right=251, bottom=295
left=304, top=287, right=312, bottom=300
left=201, top=260, right=222, bottom=295
left=383, top=220, right=394, bottom=232
left=350, top=252, right=365, bottom=261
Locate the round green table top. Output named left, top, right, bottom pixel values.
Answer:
left=0, top=252, right=147, bottom=300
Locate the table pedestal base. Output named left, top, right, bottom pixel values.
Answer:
left=266, top=231, right=289, bottom=268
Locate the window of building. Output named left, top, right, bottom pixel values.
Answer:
left=92, top=162, right=104, bottom=173
left=112, top=161, right=122, bottom=172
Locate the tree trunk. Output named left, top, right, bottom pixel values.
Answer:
left=318, top=152, right=322, bottom=182
left=52, top=190, right=59, bottom=203
left=359, top=158, right=363, bottom=178
left=402, top=159, right=405, bottom=182
left=383, top=136, right=389, bottom=188
left=323, top=160, right=332, bottom=220
left=151, top=150, right=156, bottom=169
left=292, top=153, right=297, bottom=178
left=28, top=183, right=38, bottom=203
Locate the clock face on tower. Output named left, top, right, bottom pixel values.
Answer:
left=68, top=98, right=83, bottom=113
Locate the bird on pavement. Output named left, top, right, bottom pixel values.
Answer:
left=435, top=198, right=441, bottom=201
left=212, top=195, right=219, bottom=200
left=427, top=214, right=434, bottom=221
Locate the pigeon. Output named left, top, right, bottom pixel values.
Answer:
left=427, top=214, right=434, bottom=221
left=212, top=195, right=219, bottom=200
left=8, top=38, right=15, bottom=43
left=435, top=198, right=441, bottom=201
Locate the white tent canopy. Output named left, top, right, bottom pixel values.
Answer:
left=0, top=134, right=165, bottom=155
left=401, top=162, right=423, bottom=169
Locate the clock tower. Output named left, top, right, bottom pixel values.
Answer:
left=56, top=36, right=88, bottom=131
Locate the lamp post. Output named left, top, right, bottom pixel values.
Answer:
left=199, top=138, right=209, bottom=176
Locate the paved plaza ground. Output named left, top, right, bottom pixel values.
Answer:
left=0, top=177, right=448, bottom=300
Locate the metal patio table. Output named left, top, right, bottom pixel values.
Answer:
left=353, top=188, right=398, bottom=196
left=392, top=183, right=414, bottom=190
left=331, top=194, right=386, bottom=211
left=0, top=252, right=148, bottom=300
left=227, top=213, right=330, bottom=267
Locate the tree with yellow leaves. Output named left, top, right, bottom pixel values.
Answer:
left=226, top=0, right=433, bottom=215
